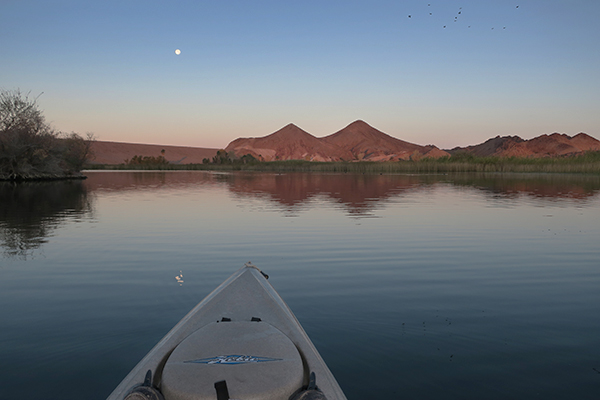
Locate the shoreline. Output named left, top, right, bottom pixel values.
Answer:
left=83, top=154, right=600, bottom=175
left=0, top=173, right=87, bottom=182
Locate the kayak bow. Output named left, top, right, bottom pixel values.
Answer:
left=107, top=263, right=347, bottom=400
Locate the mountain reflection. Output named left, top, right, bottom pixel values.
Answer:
left=82, top=171, right=600, bottom=216
left=2, top=172, right=598, bottom=258
left=223, top=173, right=426, bottom=216
left=0, top=181, right=92, bottom=258
left=220, top=172, right=600, bottom=215
left=447, top=173, right=600, bottom=203
left=222, top=172, right=600, bottom=214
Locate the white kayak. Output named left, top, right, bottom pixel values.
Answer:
left=107, top=263, right=347, bottom=400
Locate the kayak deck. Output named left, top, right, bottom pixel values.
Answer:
left=107, top=263, right=347, bottom=400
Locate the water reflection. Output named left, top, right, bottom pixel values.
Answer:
left=218, top=172, right=600, bottom=215
left=81, top=171, right=600, bottom=210
left=0, top=181, right=93, bottom=259
left=2, top=172, right=599, bottom=258
left=221, top=173, right=427, bottom=217
left=447, top=173, right=600, bottom=204
left=82, top=170, right=220, bottom=192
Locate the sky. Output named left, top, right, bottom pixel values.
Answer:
left=2, top=0, right=599, bottom=149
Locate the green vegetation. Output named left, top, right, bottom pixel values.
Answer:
left=86, top=152, right=600, bottom=174
left=0, top=89, right=94, bottom=181
left=125, top=154, right=169, bottom=166
left=209, top=149, right=258, bottom=165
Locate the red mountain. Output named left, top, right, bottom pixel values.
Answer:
left=225, top=123, right=354, bottom=161
left=226, top=120, right=449, bottom=162
left=89, top=124, right=600, bottom=165
left=322, top=120, right=449, bottom=161
left=448, top=132, right=600, bottom=158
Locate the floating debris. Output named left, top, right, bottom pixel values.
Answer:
left=175, top=270, right=184, bottom=285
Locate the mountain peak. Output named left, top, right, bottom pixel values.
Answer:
left=321, top=120, right=438, bottom=160
left=347, top=119, right=369, bottom=126
left=225, top=122, right=353, bottom=161
left=268, top=123, right=314, bottom=139
left=342, top=120, right=376, bottom=133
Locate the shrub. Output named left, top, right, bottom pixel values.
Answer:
left=124, top=155, right=169, bottom=166
left=0, top=90, right=93, bottom=180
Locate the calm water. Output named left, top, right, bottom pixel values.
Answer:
left=1, top=171, right=600, bottom=399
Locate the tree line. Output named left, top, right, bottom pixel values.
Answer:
left=203, top=149, right=258, bottom=165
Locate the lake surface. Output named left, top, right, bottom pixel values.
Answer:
left=1, top=171, right=600, bottom=400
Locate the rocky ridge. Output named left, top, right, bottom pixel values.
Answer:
left=448, top=133, right=600, bottom=158
left=88, top=122, right=600, bottom=165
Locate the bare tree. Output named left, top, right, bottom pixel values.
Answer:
left=61, top=132, right=95, bottom=172
left=0, top=89, right=94, bottom=180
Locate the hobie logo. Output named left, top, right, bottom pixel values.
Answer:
left=185, top=355, right=281, bottom=365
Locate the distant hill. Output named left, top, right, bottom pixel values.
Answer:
left=225, top=123, right=354, bottom=161
left=226, top=120, right=449, bottom=161
left=89, top=141, right=218, bottom=165
left=322, top=120, right=449, bottom=161
left=447, top=133, right=600, bottom=158
left=89, top=125, right=600, bottom=166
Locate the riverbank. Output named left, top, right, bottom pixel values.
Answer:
left=84, top=152, right=600, bottom=174
left=0, top=172, right=87, bottom=182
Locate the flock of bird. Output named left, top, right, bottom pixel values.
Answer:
left=407, top=3, right=520, bottom=30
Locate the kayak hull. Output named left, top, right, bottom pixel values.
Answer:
left=107, top=264, right=347, bottom=400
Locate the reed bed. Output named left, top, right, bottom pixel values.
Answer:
left=85, top=152, right=600, bottom=175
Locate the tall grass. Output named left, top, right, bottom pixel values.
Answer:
left=84, top=151, right=600, bottom=174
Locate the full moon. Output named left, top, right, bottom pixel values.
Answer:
left=175, top=49, right=181, bottom=55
